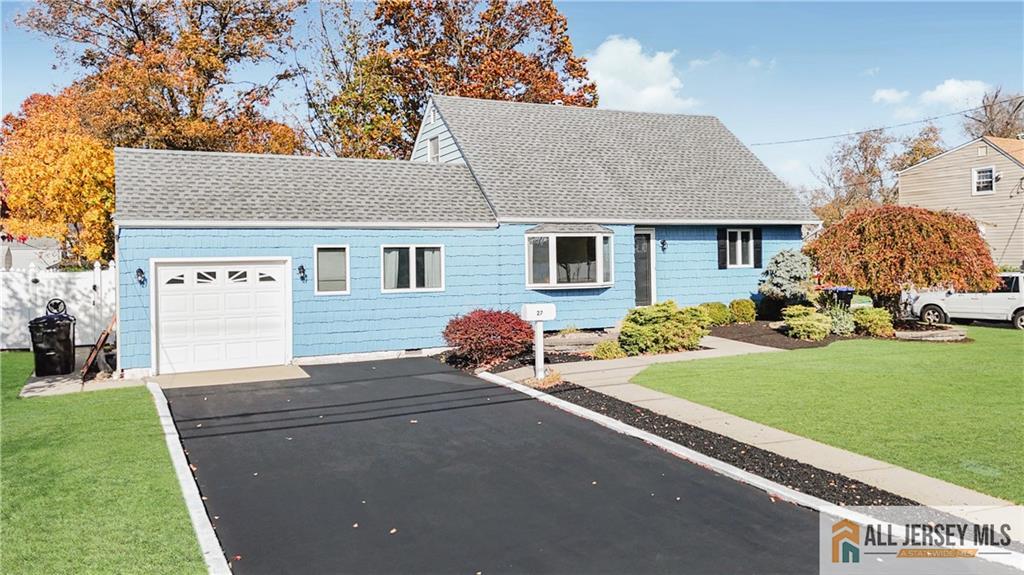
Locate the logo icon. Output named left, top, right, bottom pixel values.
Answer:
left=832, top=519, right=861, bottom=563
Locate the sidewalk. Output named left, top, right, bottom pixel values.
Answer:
left=496, top=335, right=1019, bottom=526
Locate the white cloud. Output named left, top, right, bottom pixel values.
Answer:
left=747, top=57, right=763, bottom=68
left=872, top=88, right=909, bottom=104
left=586, top=36, right=698, bottom=113
left=920, top=79, right=990, bottom=109
left=688, top=57, right=712, bottom=70
left=862, top=67, right=881, bottom=77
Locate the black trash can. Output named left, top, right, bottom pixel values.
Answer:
left=28, top=313, right=76, bottom=376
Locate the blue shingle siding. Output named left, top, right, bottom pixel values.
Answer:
left=117, top=224, right=634, bottom=369
left=117, top=224, right=802, bottom=370
left=409, top=101, right=465, bottom=164
left=652, top=225, right=803, bottom=305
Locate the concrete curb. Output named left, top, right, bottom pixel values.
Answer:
left=477, top=372, right=1023, bottom=571
left=148, top=382, right=231, bottom=574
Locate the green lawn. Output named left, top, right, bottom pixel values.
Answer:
left=633, top=326, right=1024, bottom=503
left=0, top=352, right=205, bottom=574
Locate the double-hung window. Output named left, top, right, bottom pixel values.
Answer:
left=526, top=232, right=614, bottom=289
left=726, top=229, right=754, bottom=268
left=972, top=166, right=995, bottom=195
left=382, top=245, right=444, bottom=292
left=314, top=245, right=349, bottom=295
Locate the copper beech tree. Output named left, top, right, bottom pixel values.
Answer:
left=804, top=205, right=1000, bottom=316
left=306, top=0, right=597, bottom=158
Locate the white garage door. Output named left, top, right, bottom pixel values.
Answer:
left=154, top=261, right=290, bottom=374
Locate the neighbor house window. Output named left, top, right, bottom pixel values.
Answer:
left=973, top=167, right=994, bottom=195
left=382, top=245, right=444, bottom=292
left=428, top=137, right=440, bottom=163
left=314, top=245, right=349, bottom=295
left=726, top=229, right=754, bottom=268
left=526, top=233, right=614, bottom=288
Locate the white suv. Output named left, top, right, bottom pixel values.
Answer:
left=911, top=273, right=1024, bottom=329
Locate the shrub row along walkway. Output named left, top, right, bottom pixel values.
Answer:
left=495, top=336, right=1018, bottom=529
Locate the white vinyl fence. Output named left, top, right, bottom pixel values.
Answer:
left=0, top=261, right=117, bottom=349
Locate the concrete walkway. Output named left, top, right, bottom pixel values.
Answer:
left=496, top=335, right=1020, bottom=528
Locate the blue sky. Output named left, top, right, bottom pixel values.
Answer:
left=2, top=1, right=1022, bottom=188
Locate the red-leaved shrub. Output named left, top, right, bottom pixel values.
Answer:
left=442, top=309, right=534, bottom=366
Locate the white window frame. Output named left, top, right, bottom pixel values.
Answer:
left=524, top=232, right=614, bottom=290
left=313, top=244, right=351, bottom=296
left=726, top=228, right=754, bottom=269
left=380, top=244, right=445, bottom=293
left=972, top=166, right=995, bottom=196
left=428, top=106, right=437, bottom=124
left=428, top=137, right=440, bottom=163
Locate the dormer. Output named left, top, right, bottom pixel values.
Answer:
left=410, top=98, right=465, bottom=165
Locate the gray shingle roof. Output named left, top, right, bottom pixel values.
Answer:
left=114, top=148, right=496, bottom=226
left=432, top=95, right=816, bottom=223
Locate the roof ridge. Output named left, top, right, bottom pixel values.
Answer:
left=113, top=147, right=472, bottom=169
left=431, top=94, right=718, bottom=120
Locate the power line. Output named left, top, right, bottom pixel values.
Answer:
left=750, top=96, right=1023, bottom=147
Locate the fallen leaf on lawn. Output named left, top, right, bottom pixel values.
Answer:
left=232, top=555, right=242, bottom=561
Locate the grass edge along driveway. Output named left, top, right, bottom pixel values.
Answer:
left=632, top=326, right=1024, bottom=503
left=1, top=352, right=205, bottom=574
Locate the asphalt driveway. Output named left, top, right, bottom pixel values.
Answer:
left=166, top=358, right=819, bottom=574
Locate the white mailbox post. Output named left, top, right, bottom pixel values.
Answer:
left=520, top=303, right=556, bottom=380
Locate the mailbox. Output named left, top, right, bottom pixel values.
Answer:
left=520, top=303, right=556, bottom=322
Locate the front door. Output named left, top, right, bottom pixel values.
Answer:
left=634, top=232, right=653, bottom=306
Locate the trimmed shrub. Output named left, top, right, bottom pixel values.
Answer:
left=785, top=313, right=832, bottom=341
left=592, top=340, right=627, bottom=360
left=442, top=309, right=534, bottom=367
left=781, top=305, right=817, bottom=321
left=617, top=300, right=709, bottom=356
left=758, top=249, right=813, bottom=302
left=679, top=305, right=713, bottom=328
left=853, top=307, right=895, bottom=337
left=822, top=305, right=855, bottom=336
left=698, top=302, right=732, bottom=326
left=729, top=299, right=756, bottom=323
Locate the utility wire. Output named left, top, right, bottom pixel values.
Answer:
left=750, top=96, right=1024, bottom=146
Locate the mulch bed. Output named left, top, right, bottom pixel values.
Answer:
left=544, top=382, right=918, bottom=507
left=710, top=320, right=862, bottom=349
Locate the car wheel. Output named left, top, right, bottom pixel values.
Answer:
left=1014, top=310, right=1024, bottom=330
left=920, top=305, right=946, bottom=324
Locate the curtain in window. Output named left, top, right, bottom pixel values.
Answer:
left=383, top=247, right=410, bottom=289
left=556, top=236, right=596, bottom=284
left=416, top=247, right=442, bottom=289
left=529, top=237, right=550, bottom=284
left=317, top=248, right=347, bottom=292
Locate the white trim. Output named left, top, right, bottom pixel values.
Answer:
left=524, top=232, right=615, bottom=290
left=476, top=371, right=1024, bottom=572
left=115, top=219, right=498, bottom=229
left=501, top=217, right=819, bottom=225
left=972, top=165, right=996, bottom=196
left=379, top=244, right=446, bottom=293
left=635, top=227, right=657, bottom=305
left=312, top=244, right=351, bottom=296
left=148, top=256, right=293, bottom=376
left=293, top=346, right=451, bottom=365
left=725, top=228, right=754, bottom=268
left=428, top=136, right=440, bottom=163
left=147, top=382, right=231, bottom=574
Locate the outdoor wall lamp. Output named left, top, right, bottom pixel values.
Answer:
left=297, top=264, right=307, bottom=282
left=660, top=239, right=668, bottom=252
left=135, top=267, right=146, bottom=285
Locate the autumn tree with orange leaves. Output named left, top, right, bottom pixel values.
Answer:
left=304, top=0, right=597, bottom=158
left=2, top=0, right=306, bottom=260
left=1, top=89, right=114, bottom=261
left=804, top=205, right=999, bottom=316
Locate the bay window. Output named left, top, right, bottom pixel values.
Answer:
left=526, top=232, right=614, bottom=288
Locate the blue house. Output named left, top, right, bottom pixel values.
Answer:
left=114, top=96, right=816, bottom=375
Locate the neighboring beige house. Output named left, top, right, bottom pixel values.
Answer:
left=898, top=136, right=1024, bottom=268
